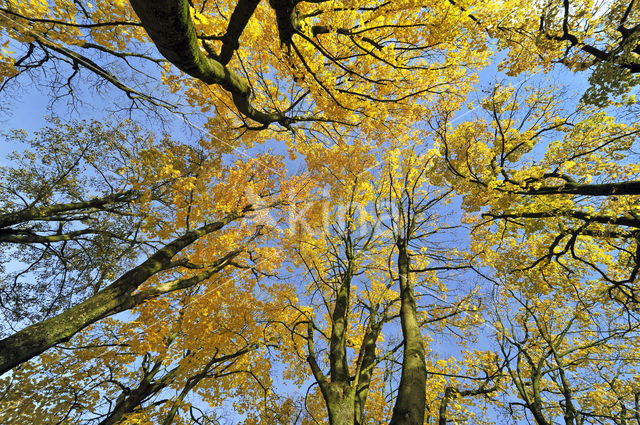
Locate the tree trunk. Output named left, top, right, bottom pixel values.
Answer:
left=0, top=217, right=236, bottom=374
left=324, top=384, right=356, bottom=425
left=390, top=242, right=426, bottom=425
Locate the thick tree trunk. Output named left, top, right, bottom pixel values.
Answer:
left=324, top=262, right=356, bottom=425
left=390, top=242, right=427, bottom=425
left=329, top=271, right=351, bottom=383
left=323, top=384, right=356, bottom=425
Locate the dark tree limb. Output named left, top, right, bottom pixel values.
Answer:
left=519, top=180, right=640, bottom=197
left=129, top=0, right=288, bottom=125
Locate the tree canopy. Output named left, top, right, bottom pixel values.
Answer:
left=0, top=0, right=639, bottom=425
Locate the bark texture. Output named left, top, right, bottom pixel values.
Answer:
left=389, top=242, right=427, bottom=425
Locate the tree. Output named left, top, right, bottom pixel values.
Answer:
left=0, top=0, right=492, bottom=142
left=1, top=0, right=636, bottom=132
left=0, top=273, right=292, bottom=424
left=278, top=146, right=498, bottom=425
left=434, top=82, right=640, bottom=307
left=447, top=0, right=640, bottom=104
left=0, top=119, right=146, bottom=327
left=493, top=270, right=640, bottom=425
left=0, top=119, right=295, bottom=374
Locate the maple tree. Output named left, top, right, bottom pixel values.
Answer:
left=0, top=118, right=297, bottom=376
left=435, top=82, right=640, bottom=307
left=0, top=0, right=635, bottom=130
left=440, top=0, right=639, bottom=105
left=0, top=276, right=295, bottom=424
left=431, top=79, right=640, bottom=423
left=275, top=145, right=501, bottom=425
left=0, top=0, right=639, bottom=424
left=0, top=0, right=488, bottom=139
left=492, top=267, right=640, bottom=425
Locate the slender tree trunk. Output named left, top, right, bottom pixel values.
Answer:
left=390, top=242, right=426, bottom=425
left=354, top=316, right=383, bottom=425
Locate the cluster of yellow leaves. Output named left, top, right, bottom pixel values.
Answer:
left=153, top=0, right=492, bottom=147
left=436, top=82, right=639, bottom=297
left=127, top=135, right=291, bottom=241
left=0, top=266, right=302, bottom=423
left=0, top=0, right=144, bottom=52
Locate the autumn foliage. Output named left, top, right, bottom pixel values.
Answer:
left=0, top=0, right=639, bottom=424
